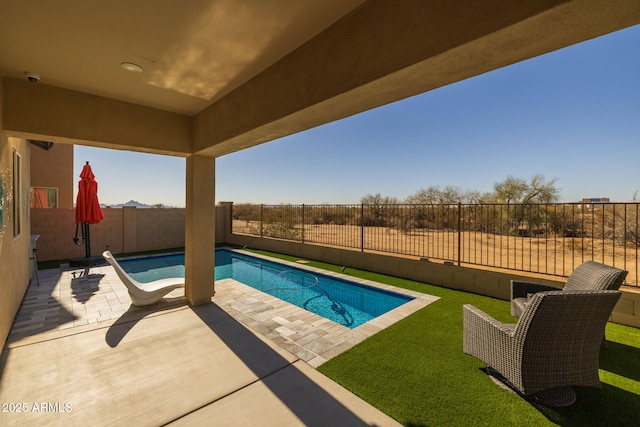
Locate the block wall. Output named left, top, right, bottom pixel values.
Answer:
left=30, top=207, right=187, bottom=261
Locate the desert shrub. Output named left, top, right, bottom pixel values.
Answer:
left=232, top=203, right=261, bottom=221
left=260, top=222, right=301, bottom=240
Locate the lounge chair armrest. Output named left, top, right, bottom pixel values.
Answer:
left=463, top=304, right=513, bottom=335
left=510, top=280, right=560, bottom=300
left=463, top=304, right=514, bottom=367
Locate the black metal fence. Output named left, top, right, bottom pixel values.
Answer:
left=231, top=202, right=639, bottom=287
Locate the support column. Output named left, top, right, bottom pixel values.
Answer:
left=185, top=155, right=215, bottom=305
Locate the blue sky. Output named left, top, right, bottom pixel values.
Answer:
left=75, top=24, right=640, bottom=207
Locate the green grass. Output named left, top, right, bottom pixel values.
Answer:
left=246, top=248, right=640, bottom=426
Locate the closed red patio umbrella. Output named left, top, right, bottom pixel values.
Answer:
left=75, top=162, right=104, bottom=260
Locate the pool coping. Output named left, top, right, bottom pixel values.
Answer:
left=213, top=248, right=440, bottom=367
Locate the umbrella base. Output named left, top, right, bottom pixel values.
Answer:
left=69, top=256, right=106, bottom=268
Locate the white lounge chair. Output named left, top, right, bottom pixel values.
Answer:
left=102, top=251, right=184, bottom=306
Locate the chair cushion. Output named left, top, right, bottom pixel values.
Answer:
left=511, top=297, right=528, bottom=318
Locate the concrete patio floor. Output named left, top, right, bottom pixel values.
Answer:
left=1, top=254, right=436, bottom=425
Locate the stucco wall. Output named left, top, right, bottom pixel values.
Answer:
left=30, top=142, right=74, bottom=209
left=0, top=133, right=33, bottom=347
left=3, top=78, right=192, bottom=156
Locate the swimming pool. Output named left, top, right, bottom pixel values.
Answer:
left=118, top=249, right=414, bottom=329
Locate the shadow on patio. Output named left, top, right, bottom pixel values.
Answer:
left=0, top=266, right=399, bottom=426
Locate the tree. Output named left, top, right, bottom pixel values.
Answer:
left=360, top=193, right=399, bottom=226
left=464, top=190, right=491, bottom=204
left=360, top=193, right=398, bottom=205
left=405, top=185, right=469, bottom=204
left=522, top=174, right=559, bottom=203
left=492, top=174, right=559, bottom=204
left=491, top=174, right=560, bottom=236
left=492, top=176, right=528, bottom=204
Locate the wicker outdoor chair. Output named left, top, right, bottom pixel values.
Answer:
left=510, top=261, right=627, bottom=317
left=463, top=290, right=621, bottom=406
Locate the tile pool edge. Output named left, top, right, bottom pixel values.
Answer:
left=214, top=248, right=440, bottom=367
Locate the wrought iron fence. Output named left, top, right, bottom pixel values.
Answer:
left=231, top=202, right=639, bottom=287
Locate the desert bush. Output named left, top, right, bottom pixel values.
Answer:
left=307, top=205, right=356, bottom=225
left=247, top=205, right=302, bottom=240
left=232, top=203, right=261, bottom=221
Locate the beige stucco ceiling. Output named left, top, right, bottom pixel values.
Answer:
left=0, top=0, right=364, bottom=116
left=2, top=1, right=640, bottom=158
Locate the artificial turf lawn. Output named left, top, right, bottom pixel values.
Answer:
left=248, top=249, right=640, bottom=426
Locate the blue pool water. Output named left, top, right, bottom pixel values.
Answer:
left=118, top=249, right=413, bottom=328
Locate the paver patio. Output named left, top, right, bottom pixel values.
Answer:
left=1, top=254, right=437, bottom=425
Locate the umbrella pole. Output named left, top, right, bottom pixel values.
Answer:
left=84, top=222, right=91, bottom=258
left=70, top=222, right=103, bottom=268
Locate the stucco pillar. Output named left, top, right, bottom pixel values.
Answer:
left=185, top=155, right=215, bottom=305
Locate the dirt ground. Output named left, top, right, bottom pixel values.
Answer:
left=233, top=220, right=638, bottom=287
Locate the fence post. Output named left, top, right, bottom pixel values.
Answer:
left=361, top=203, right=364, bottom=252
left=457, top=202, right=462, bottom=266
left=229, top=202, right=233, bottom=236
left=260, top=204, right=264, bottom=238
left=301, top=204, right=305, bottom=244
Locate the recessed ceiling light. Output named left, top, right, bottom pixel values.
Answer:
left=120, top=62, right=143, bottom=73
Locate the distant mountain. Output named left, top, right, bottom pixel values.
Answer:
left=102, top=200, right=176, bottom=209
